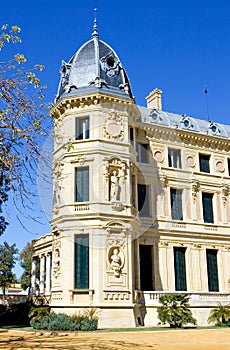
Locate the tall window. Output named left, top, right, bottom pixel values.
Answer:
left=174, top=247, right=187, bottom=291
left=129, top=127, right=134, bottom=146
left=206, top=249, right=219, bottom=292
left=75, top=234, right=89, bottom=289
left=228, top=158, right=230, bottom=176
left=170, top=188, right=183, bottom=221
left=138, top=184, right=151, bottom=217
left=168, top=148, right=182, bottom=168
left=137, top=143, right=149, bottom=163
left=199, top=154, right=210, bottom=173
left=75, top=167, right=89, bottom=202
left=202, top=192, right=214, bottom=223
left=76, top=116, right=89, bottom=140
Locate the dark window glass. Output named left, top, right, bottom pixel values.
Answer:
left=174, top=247, right=187, bottom=291
left=228, top=158, right=230, bottom=176
left=75, top=235, right=89, bottom=289
left=75, top=167, right=89, bottom=202
left=170, top=188, right=183, bottom=220
left=139, top=245, right=154, bottom=290
left=138, top=184, right=150, bottom=217
left=137, top=143, right=149, bottom=163
left=206, top=249, right=219, bottom=292
left=202, top=192, right=214, bottom=223
left=199, top=154, right=210, bottom=173
left=168, top=148, right=182, bottom=168
left=76, top=117, right=89, bottom=140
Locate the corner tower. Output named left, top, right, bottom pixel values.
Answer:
left=49, top=17, right=140, bottom=327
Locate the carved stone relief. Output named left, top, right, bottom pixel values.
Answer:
left=103, top=111, right=124, bottom=140
left=222, top=184, right=229, bottom=207
left=192, top=179, right=200, bottom=201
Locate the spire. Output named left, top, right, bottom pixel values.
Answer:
left=92, top=8, right=99, bottom=38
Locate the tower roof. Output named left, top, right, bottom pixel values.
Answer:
left=55, top=17, right=133, bottom=102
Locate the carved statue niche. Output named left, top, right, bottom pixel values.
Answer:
left=110, top=169, right=120, bottom=201
left=108, top=246, right=124, bottom=277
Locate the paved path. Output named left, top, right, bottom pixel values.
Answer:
left=0, top=328, right=229, bottom=349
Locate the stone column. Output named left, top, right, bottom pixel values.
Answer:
left=45, top=253, right=51, bottom=294
left=31, top=258, right=37, bottom=291
left=40, top=255, right=45, bottom=294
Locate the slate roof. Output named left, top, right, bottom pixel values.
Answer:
left=55, top=20, right=133, bottom=102
left=138, top=106, right=230, bottom=138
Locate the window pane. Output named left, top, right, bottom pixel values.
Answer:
left=138, top=184, right=150, bottom=217
left=199, top=154, right=210, bottom=173
left=75, top=235, right=89, bottom=289
left=76, top=167, right=89, bottom=202
left=76, top=117, right=89, bottom=140
left=206, top=249, right=219, bottom=292
left=174, top=247, right=187, bottom=291
left=168, top=148, right=182, bottom=169
left=170, top=188, right=183, bottom=220
left=202, top=192, right=214, bottom=223
left=137, top=144, right=149, bottom=163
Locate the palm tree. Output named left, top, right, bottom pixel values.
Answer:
left=208, top=303, right=230, bottom=326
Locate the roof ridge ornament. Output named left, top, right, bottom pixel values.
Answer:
left=92, top=8, right=99, bottom=38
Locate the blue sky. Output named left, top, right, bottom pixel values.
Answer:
left=1, top=0, right=230, bottom=276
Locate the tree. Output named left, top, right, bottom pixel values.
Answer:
left=0, top=241, right=18, bottom=304
left=157, top=293, right=197, bottom=328
left=208, top=303, right=230, bottom=326
left=19, top=241, right=33, bottom=290
left=0, top=24, right=52, bottom=233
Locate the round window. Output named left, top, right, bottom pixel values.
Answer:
left=107, top=56, right=115, bottom=68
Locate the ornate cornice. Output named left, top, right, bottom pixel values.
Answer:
left=50, top=92, right=137, bottom=120
left=139, top=123, right=230, bottom=151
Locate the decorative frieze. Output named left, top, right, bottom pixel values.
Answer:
left=222, top=184, right=230, bottom=207
left=192, top=179, right=200, bottom=201
left=104, top=291, right=130, bottom=301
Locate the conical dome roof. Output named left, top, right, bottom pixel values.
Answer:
left=56, top=21, right=133, bottom=101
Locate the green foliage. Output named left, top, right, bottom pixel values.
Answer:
left=28, top=306, right=50, bottom=322
left=0, top=301, right=31, bottom=326
left=157, top=293, right=197, bottom=328
left=0, top=241, right=18, bottom=304
left=208, top=303, right=230, bottom=326
left=29, top=308, right=98, bottom=331
left=19, top=242, right=33, bottom=290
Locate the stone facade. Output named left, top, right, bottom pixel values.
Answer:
left=32, top=23, right=230, bottom=328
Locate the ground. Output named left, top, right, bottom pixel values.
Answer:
left=0, top=329, right=229, bottom=350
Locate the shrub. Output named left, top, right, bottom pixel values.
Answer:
left=157, top=293, right=197, bottom=328
left=29, top=306, right=50, bottom=328
left=0, top=301, right=32, bottom=326
left=30, top=308, right=99, bottom=331
left=208, top=303, right=230, bottom=326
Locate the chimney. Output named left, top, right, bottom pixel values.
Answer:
left=146, top=88, right=162, bottom=110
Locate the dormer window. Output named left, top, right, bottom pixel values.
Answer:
left=107, top=56, right=115, bottom=68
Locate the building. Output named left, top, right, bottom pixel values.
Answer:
left=32, top=18, right=230, bottom=328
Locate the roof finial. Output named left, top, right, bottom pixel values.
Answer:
left=92, top=8, right=99, bottom=38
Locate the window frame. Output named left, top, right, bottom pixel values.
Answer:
left=206, top=249, right=219, bottom=292
left=170, top=188, right=183, bottom=221
left=74, top=234, right=89, bottom=290
left=137, top=143, right=149, bottom=163
left=168, top=148, right=182, bottom=169
left=202, top=192, right=214, bottom=223
left=75, top=166, right=89, bottom=202
left=75, top=116, right=89, bottom=140
left=199, top=153, right=210, bottom=173
left=174, top=247, right=187, bottom=291
left=137, top=183, right=151, bottom=217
